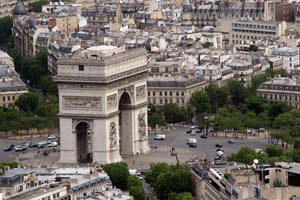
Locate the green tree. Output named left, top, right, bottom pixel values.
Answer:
left=190, top=91, right=210, bottom=115
left=268, top=102, right=291, bottom=122
left=245, top=95, right=267, bottom=114
left=102, top=162, right=130, bottom=190
left=227, top=80, right=247, bottom=106
left=129, top=186, right=146, bottom=200
left=0, top=16, right=13, bottom=48
left=145, top=164, right=193, bottom=199
left=162, top=103, right=185, bottom=123
left=15, top=92, right=40, bottom=113
left=169, top=192, right=195, bottom=200
left=265, top=144, right=284, bottom=157
left=205, top=84, right=229, bottom=112
left=128, top=175, right=145, bottom=200
left=251, top=74, right=267, bottom=92
left=148, top=112, right=166, bottom=128
left=228, top=147, right=258, bottom=164
left=31, top=0, right=49, bottom=12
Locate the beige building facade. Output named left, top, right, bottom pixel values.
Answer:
left=55, top=46, right=149, bottom=164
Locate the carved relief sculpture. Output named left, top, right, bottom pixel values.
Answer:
left=138, top=112, right=146, bottom=138
left=110, top=122, right=117, bottom=148
left=64, top=96, right=102, bottom=110
left=107, top=94, right=117, bottom=109
left=136, top=85, right=146, bottom=99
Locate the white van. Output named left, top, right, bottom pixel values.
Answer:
left=154, top=134, right=165, bottom=140
left=186, top=138, right=197, bottom=147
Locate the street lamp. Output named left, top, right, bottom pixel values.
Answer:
left=204, top=116, right=208, bottom=136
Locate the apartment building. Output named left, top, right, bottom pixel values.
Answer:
left=0, top=50, right=27, bottom=107
left=229, top=20, right=287, bottom=46
left=192, top=162, right=300, bottom=200
left=147, top=75, right=208, bottom=107
left=272, top=47, right=300, bottom=73
left=257, top=77, right=300, bottom=109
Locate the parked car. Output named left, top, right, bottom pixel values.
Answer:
left=48, top=142, right=58, bottom=147
left=37, top=141, right=47, bottom=148
left=225, top=128, right=234, bottom=132
left=228, top=140, right=235, bottom=144
left=190, top=126, right=196, bottom=129
left=186, top=138, right=197, bottom=148
left=215, top=144, right=223, bottom=148
left=154, top=134, right=165, bottom=140
left=14, top=145, right=26, bottom=152
left=37, top=144, right=45, bottom=148
left=257, top=128, right=266, bottom=132
left=216, top=149, right=224, bottom=152
left=47, top=135, right=56, bottom=140
left=186, top=129, right=192, bottom=134
left=29, top=143, right=38, bottom=148
left=200, top=135, right=208, bottom=139
left=4, top=145, right=14, bottom=152
left=190, top=131, right=196, bottom=136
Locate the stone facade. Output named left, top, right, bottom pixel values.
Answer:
left=55, top=46, right=150, bottom=164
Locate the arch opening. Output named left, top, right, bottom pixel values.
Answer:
left=76, top=122, right=93, bottom=163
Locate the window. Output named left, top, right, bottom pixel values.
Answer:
left=181, top=92, right=184, bottom=96
left=7, top=96, right=10, bottom=101
left=159, top=92, right=162, bottom=96
left=2, top=97, right=5, bottom=101
left=78, top=65, right=85, bottom=71
left=170, top=91, right=172, bottom=96
left=153, top=91, right=155, bottom=96
left=148, top=92, right=150, bottom=96
left=164, top=91, right=167, bottom=96
left=12, top=96, right=15, bottom=101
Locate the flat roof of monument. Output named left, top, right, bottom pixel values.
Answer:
left=87, top=45, right=118, bottom=51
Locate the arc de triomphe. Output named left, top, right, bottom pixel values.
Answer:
left=54, top=46, right=150, bottom=164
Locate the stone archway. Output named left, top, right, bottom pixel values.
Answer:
left=76, top=121, right=93, bottom=163
left=118, top=92, right=133, bottom=156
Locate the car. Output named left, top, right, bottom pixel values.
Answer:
left=186, top=138, right=197, bottom=148
left=37, top=144, right=45, bottom=148
left=257, top=128, right=266, bottom=132
left=190, top=126, right=196, bottom=129
left=48, top=142, right=58, bottom=147
left=246, top=128, right=252, bottom=134
left=200, top=134, right=208, bottom=139
left=47, top=135, right=56, bottom=140
left=196, top=129, right=202, bottom=133
left=186, top=129, right=192, bottom=134
left=29, top=143, right=38, bottom=148
left=215, top=144, right=223, bottom=148
left=14, top=145, right=26, bottom=152
left=190, top=131, right=196, bottom=136
left=154, top=134, right=165, bottom=140
left=228, top=140, right=235, bottom=144
left=37, top=141, right=47, bottom=148
left=4, top=145, right=14, bottom=152
left=214, top=155, right=223, bottom=161
left=225, top=128, right=234, bottom=132
left=216, top=149, right=224, bottom=152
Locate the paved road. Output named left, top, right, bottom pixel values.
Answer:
left=0, top=137, right=58, bottom=162
left=149, top=127, right=269, bottom=161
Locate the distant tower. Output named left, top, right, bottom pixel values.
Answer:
left=116, top=0, right=123, bottom=25
left=13, top=0, right=27, bottom=15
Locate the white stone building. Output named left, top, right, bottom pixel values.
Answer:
left=272, top=47, right=300, bottom=73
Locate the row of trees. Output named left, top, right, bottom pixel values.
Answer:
left=102, top=162, right=146, bottom=200
left=145, top=163, right=194, bottom=199
left=228, top=145, right=300, bottom=164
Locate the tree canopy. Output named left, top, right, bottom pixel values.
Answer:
left=145, top=163, right=194, bottom=199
